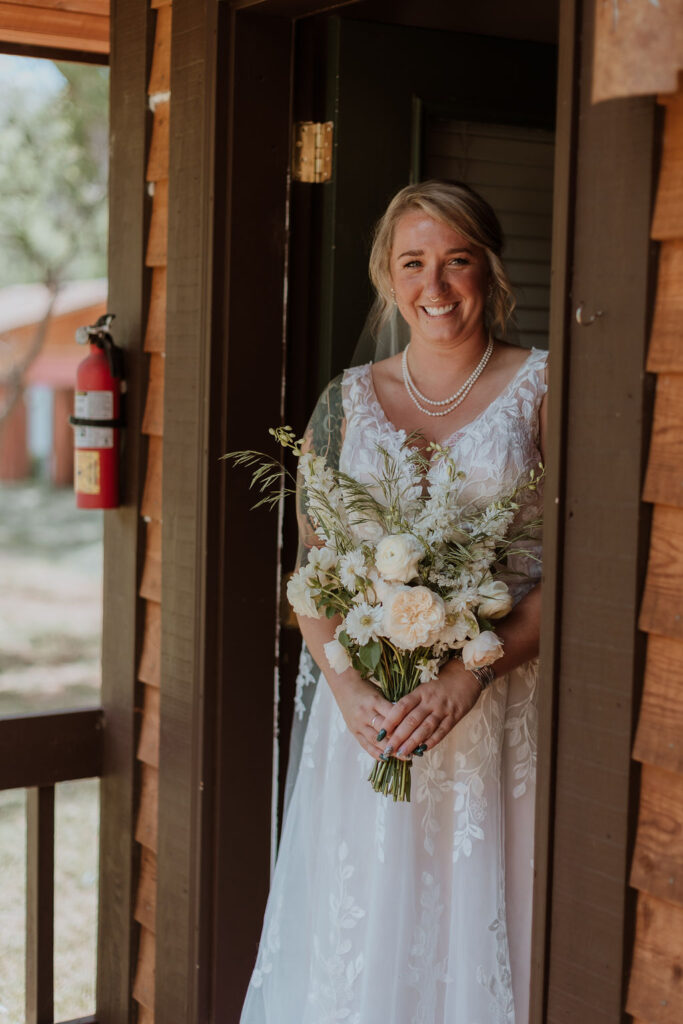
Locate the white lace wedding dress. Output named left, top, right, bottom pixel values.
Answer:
left=241, top=348, right=547, bottom=1024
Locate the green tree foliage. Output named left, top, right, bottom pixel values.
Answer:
left=0, top=61, right=109, bottom=289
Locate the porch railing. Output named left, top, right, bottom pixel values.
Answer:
left=0, top=708, right=103, bottom=1024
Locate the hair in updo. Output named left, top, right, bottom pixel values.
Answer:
left=368, top=179, right=516, bottom=337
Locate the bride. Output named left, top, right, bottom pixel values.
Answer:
left=240, top=180, right=547, bottom=1023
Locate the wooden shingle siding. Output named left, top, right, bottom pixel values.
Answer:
left=627, top=80, right=683, bottom=1023
left=633, top=634, right=683, bottom=775
left=132, top=3, right=172, bottom=1021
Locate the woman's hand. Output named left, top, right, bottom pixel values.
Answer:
left=377, top=660, right=482, bottom=759
left=332, top=675, right=395, bottom=760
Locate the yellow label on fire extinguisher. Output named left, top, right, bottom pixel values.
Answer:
left=76, top=450, right=101, bottom=494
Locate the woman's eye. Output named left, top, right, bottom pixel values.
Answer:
left=403, top=260, right=422, bottom=269
left=450, top=257, right=470, bottom=266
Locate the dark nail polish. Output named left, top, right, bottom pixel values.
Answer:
left=414, top=749, right=424, bottom=757
left=415, top=743, right=427, bottom=753
left=376, top=728, right=387, bottom=742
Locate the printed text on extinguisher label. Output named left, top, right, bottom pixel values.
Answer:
left=74, top=390, right=114, bottom=449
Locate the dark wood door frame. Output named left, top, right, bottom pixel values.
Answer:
left=541, top=0, right=658, bottom=1019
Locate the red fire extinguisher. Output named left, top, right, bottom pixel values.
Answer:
left=69, top=313, right=124, bottom=509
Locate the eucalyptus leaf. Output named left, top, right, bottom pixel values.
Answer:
left=358, top=640, right=381, bottom=672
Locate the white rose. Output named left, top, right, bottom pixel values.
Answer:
left=324, top=638, right=352, bottom=675
left=375, top=533, right=423, bottom=583
left=286, top=568, right=322, bottom=619
left=382, top=586, right=446, bottom=650
left=477, top=579, right=513, bottom=620
left=461, top=630, right=504, bottom=670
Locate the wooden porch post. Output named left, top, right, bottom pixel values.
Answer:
left=98, top=0, right=154, bottom=1021
left=155, top=0, right=220, bottom=1020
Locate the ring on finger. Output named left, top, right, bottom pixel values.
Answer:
left=371, top=714, right=379, bottom=729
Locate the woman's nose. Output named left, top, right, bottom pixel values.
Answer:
left=425, top=273, right=447, bottom=299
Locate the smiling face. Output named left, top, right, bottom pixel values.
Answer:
left=390, top=210, right=490, bottom=349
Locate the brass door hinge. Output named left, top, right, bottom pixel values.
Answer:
left=292, top=121, right=333, bottom=183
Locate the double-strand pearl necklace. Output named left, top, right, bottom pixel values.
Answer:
left=401, top=337, right=494, bottom=417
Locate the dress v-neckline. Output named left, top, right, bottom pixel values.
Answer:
left=365, top=348, right=539, bottom=449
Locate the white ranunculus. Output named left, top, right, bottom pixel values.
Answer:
left=375, top=533, right=423, bottom=583
left=324, top=638, right=352, bottom=675
left=286, top=568, right=321, bottom=619
left=345, top=601, right=385, bottom=645
left=307, top=545, right=337, bottom=580
left=477, top=579, right=513, bottom=620
left=382, top=586, right=446, bottom=651
left=461, top=630, right=504, bottom=671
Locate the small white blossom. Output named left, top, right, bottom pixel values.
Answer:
left=345, top=601, right=385, bottom=645
left=324, top=638, right=352, bottom=674
left=286, top=567, right=321, bottom=619
left=446, top=587, right=480, bottom=614
left=419, top=658, right=441, bottom=683
left=339, top=549, right=367, bottom=591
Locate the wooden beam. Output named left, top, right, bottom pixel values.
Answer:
left=0, top=709, right=103, bottom=790
left=0, top=2, right=109, bottom=54
left=26, top=786, right=54, bottom=1024
left=545, top=0, right=657, bottom=1016
left=12, top=1, right=108, bottom=13
left=97, top=0, right=153, bottom=1022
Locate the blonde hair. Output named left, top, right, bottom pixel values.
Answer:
left=368, top=179, right=516, bottom=337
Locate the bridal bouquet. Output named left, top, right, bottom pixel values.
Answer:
left=225, top=427, right=542, bottom=802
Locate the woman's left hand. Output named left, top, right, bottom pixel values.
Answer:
left=377, top=660, right=483, bottom=758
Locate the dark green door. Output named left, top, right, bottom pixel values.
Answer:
left=278, top=11, right=557, bottom=826
left=288, top=15, right=556, bottom=398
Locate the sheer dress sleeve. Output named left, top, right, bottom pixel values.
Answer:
left=295, top=373, right=346, bottom=570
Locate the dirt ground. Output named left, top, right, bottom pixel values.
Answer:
left=0, top=481, right=101, bottom=1022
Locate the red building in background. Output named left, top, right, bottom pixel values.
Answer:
left=0, top=278, right=107, bottom=485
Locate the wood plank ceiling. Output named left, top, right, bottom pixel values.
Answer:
left=0, top=0, right=109, bottom=55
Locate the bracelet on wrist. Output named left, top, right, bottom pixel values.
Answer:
left=468, top=664, right=496, bottom=692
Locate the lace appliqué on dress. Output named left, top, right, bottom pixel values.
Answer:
left=504, top=659, right=538, bottom=800
left=476, top=909, right=514, bottom=1024
left=407, top=872, right=451, bottom=1024
left=308, top=841, right=365, bottom=1023
left=294, top=643, right=318, bottom=720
